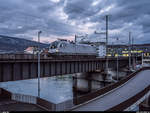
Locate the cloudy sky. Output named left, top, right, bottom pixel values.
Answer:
left=0, top=0, right=150, bottom=44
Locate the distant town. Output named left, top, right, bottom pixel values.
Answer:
left=0, top=34, right=150, bottom=58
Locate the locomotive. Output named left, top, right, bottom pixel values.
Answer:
left=48, top=39, right=97, bottom=58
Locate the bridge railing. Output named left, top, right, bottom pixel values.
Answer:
left=0, top=54, right=132, bottom=60
left=0, top=54, right=102, bottom=60
left=0, top=54, right=51, bottom=60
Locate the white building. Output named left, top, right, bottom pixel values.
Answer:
left=24, top=46, right=38, bottom=54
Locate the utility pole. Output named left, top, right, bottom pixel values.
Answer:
left=75, top=34, right=77, bottom=55
left=75, top=34, right=77, bottom=44
left=95, top=15, right=109, bottom=74
left=38, top=30, right=42, bottom=97
left=116, top=38, right=119, bottom=81
left=106, top=15, right=109, bottom=74
left=142, top=52, right=144, bottom=66
left=128, top=32, right=131, bottom=71
left=132, top=37, right=135, bottom=70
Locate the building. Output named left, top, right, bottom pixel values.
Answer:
left=108, top=44, right=150, bottom=57
left=24, top=46, right=38, bottom=54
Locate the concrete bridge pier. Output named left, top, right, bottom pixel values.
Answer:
left=72, top=74, right=78, bottom=91
left=84, top=72, right=92, bottom=93
left=72, top=73, right=92, bottom=94
left=72, top=72, right=93, bottom=105
left=101, top=73, right=107, bottom=87
left=132, top=57, right=136, bottom=70
left=72, top=70, right=111, bottom=94
left=72, top=74, right=78, bottom=105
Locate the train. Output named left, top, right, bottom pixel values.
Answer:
left=48, top=39, right=97, bottom=58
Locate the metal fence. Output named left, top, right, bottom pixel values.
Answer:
left=12, top=93, right=37, bottom=104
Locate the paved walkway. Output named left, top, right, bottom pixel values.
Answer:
left=72, top=70, right=150, bottom=111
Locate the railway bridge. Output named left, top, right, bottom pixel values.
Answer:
left=0, top=54, right=137, bottom=82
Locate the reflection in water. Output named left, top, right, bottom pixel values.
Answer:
left=0, top=68, right=129, bottom=105
left=0, top=74, right=73, bottom=104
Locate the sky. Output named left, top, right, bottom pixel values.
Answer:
left=0, top=0, right=150, bottom=44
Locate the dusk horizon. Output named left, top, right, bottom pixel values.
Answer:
left=0, top=0, right=150, bottom=44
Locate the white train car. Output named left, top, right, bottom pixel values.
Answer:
left=49, top=39, right=97, bottom=56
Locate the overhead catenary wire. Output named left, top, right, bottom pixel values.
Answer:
left=3, top=10, right=134, bottom=44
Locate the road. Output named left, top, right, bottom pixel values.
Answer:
left=72, top=70, right=150, bottom=111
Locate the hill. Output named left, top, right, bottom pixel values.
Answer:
left=0, top=35, right=49, bottom=53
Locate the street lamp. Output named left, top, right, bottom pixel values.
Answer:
left=38, top=30, right=42, bottom=97
left=142, top=52, right=144, bottom=66
left=128, top=32, right=132, bottom=71
left=116, top=37, right=119, bottom=81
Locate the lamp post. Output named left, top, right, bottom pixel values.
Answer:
left=142, top=52, right=144, bottom=66
left=38, top=30, right=42, bottom=97
left=132, top=37, right=136, bottom=70
left=75, top=35, right=77, bottom=55
left=116, top=38, right=119, bottom=81
left=128, top=32, right=132, bottom=71
left=105, top=15, right=109, bottom=75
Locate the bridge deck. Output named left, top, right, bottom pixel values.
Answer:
left=72, top=70, right=150, bottom=111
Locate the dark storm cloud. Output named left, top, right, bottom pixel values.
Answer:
left=63, top=0, right=150, bottom=43
left=0, top=0, right=77, bottom=41
left=0, top=0, right=150, bottom=43
left=64, top=0, right=95, bottom=19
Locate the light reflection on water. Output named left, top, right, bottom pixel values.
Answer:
left=0, top=74, right=73, bottom=104
left=0, top=69, right=128, bottom=104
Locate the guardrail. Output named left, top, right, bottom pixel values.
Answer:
left=0, top=54, right=44, bottom=60
left=0, top=54, right=95, bottom=60
left=12, top=93, right=37, bottom=104
left=0, top=54, right=131, bottom=60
